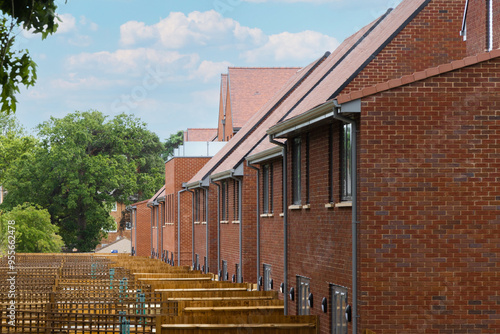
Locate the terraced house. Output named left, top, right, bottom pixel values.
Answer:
left=133, top=0, right=500, bottom=333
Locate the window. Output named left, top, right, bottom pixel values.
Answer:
left=296, top=276, right=310, bottom=315
left=222, top=260, right=228, bottom=281
left=306, top=134, right=310, bottom=204
left=263, top=264, right=272, bottom=291
left=125, top=222, right=131, bottom=230
left=292, top=137, right=301, bottom=205
left=269, top=164, right=274, bottom=213
left=331, top=284, right=348, bottom=334
left=194, top=189, right=200, bottom=222
left=233, top=179, right=240, bottom=221
left=221, top=181, right=227, bottom=221
left=341, top=123, right=352, bottom=201
left=262, top=165, right=270, bottom=213
left=328, top=125, right=334, bottom=202
left=111, top=202, right=117, bottom=212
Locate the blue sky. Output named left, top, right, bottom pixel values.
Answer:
left=14, top=0, right=402, bottom=141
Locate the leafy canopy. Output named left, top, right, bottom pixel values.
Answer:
left=2, top=110, right=164, bottom=251
left=161, top=130, right=184, bottom=161
left=0, top=203, right=64, bottom=254
left=0, top=0, right=61, bottom=114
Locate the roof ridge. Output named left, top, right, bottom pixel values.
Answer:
left=337, top=49, right=500, bottom=104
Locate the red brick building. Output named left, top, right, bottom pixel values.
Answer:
left=134, top=0, right=500, bottom=332
left=461, top=0, right=500, bottom=55
left=95, top=202, right=131, bottom=250
left=216, top=67, right=301, bottom=141
left=129, top=199, right=151, bottom=257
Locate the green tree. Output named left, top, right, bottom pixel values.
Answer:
left=0, top=132, right=37, bottom=185
left=2, top=110, right=164, bottom=251
left=0, top=0, right=61, bottom=114
left=0, top=203, right=64, bottom=254
left=161, top=130, right=184, bottom=160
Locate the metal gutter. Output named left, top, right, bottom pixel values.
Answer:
left=461, top=0, right=469, bottom=37
left=210, top=179, right=221, bottom=276
left=333, top=100, right=358, bottom=334
left=229, top=173, right=243, bottom=283
left=488, top=0, right=493, bottom=51
left=177, top=185, right=191, bottom=266
left=268, top=137, right=288, bottom=315
left=202, top=185, right=210, bottom=273
left=246, top=160, right=261, bottom=286
left=267, top=101, right=335, bottom=137
left=246, top=146, right=283, bottom=165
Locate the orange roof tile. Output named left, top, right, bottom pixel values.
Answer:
left=147, top=186, right=165, bottom=206
left=187, top=12, right=385, bottom=184
left=228, top=67, right=301, bottom=130
left=188, top=0, right=434, bottom=182
left=184, top=128, right=217, bottom=142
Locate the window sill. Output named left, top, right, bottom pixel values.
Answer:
left=279, top=213, right=284, bottom=218
left=165, top=223, right=174, bottom=226
left=194, top=221, right=201, bottom=225
left=201, top=222, right=207, bottom=225
left=302, top=204, right=311, bottom=210
left=288, top=205, right=302, bottom=210
left=325, top=201, right=353, bottom=208
left=232, top=221, right=240, bottom=224
left=220, top=221, right=229, bottom=224
left=260, top=213, right=275, bottom=218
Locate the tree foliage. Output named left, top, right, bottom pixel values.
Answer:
left=2, top=110, right=164, bottom=251
left=161, top=130, right=184, bottom=160
left=0, top=203, right=64, bottom=254
left=0, top=0, right=60, bottom=114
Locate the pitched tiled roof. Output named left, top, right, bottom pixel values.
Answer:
left=147, top=186, right=165, bottom=206
left=228, top=67, right=301, bottom=129
left=184, top=128, right=217, bottom=142
left=278, top=0, right=430, bottom=123
left=187, top=12, right=387, bottom=184
left=186, top=60, right=323, bottom=186
left=337, top=49, right=500, bottom=104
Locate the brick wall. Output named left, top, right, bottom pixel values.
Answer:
left=466, top=0, right=488, bottom=54
left=343, top=0, right=466, bottom=96
left=163, top=157, right=212, bottom=266
left=258, top=158, right=285, bottom=297
left=131, top=200, right=151, bottom=257
left=358, top=57, right=500, bottom=333
left=284, top=125, right=353, bottom=334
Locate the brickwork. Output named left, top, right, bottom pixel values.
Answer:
left=284, top=125, right=353, bottom=334
left=96, top=202, right=131, bottom=250
left=131, top=200, right=151, bottom=257
left=494, top=0, right=500, bottom=50
left=258, top=158, right=285, bottom=297
left=162, top=157, right=211, bottom=266
left=342, top=0, right=466, bottom=96
left=358, top=56, right=500, bottom=333
left=466, top=0, right=488, bottom=54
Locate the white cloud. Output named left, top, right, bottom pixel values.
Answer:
left=79, top=16, right=99, bottom=31
left=120, top=10, right=266, bottom=49
left=242, top=30, right=339, bottom=63
left=191, top=60, right=233, bottom=82
left=66, top=49, right=198, bottom=76
left=56, top=13, right=77, bottom=34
